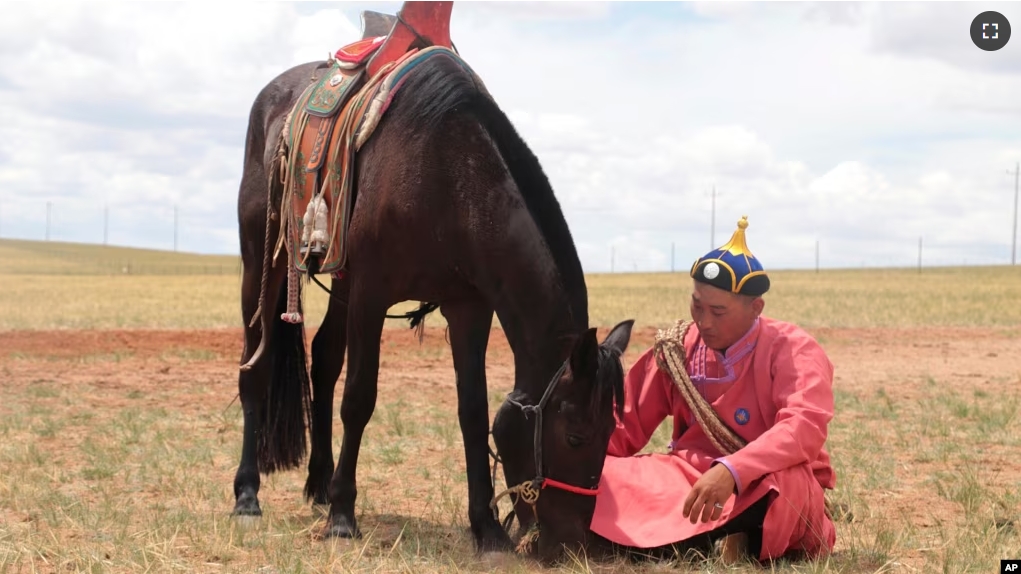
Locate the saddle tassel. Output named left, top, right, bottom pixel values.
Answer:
left=281, top=260, right=303, bottom=324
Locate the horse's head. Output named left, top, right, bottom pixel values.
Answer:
left=492, top=319, right=634, bottom=564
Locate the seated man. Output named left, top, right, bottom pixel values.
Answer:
left=589, top=216, right=837, bottom=563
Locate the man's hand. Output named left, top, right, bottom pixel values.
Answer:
left=682, top=463, right=736, bottom=524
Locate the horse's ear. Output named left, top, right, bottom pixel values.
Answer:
left=602, top=319, right=634, bottom=356
left=569, top=327, right=600, bottom=377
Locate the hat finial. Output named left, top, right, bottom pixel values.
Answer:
left=718, top=215, right=753, bottom=257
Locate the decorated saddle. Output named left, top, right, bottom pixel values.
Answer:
left=271, top=1, right=483, bottom=324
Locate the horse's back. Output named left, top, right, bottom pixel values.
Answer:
left=344, top=55, right=536, bottom=299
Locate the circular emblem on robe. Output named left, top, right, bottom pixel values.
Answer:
left=703, top=262, right=720, bottom=280
left=734, top=408, right=750, bottom=425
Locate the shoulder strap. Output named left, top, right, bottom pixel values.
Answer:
left=653, top=319, right=748, bottom=456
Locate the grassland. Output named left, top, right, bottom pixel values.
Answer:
left=3, top=238, right=1021, bottom=331
left=1, top=239, right=1020, bottom=573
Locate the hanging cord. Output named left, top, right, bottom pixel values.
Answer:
left=307, top=273, right=439, bottom=325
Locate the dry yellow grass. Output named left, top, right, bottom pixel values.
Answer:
left=1, top=239, right=1020, bottom=573
left=585, top=266, right=1021, bottom=329
left=1, top=327, right=1018, bottom=573
left=0, top=239, right=240, bottom=276
left=3, top=239, right=1020, bottom=331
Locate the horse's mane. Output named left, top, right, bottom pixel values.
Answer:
left=385, top=51, right=590, bottom=331
left=595, top=346, right=626, bottom=423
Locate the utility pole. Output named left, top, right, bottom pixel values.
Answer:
left=710, top=185, right=716, bottom=250
left=918, top=237, right=923, bottom=274
left=1011, top=162, right=1019, bottom=265
left=671, top=242, right=675, bottom=273
left=46, top=201, right=51, bottom=241
left=174, top=205, right=178, bottom=252
left=104, top=206, right=109, bottom=246
left=815, top=239, right=819, bottom=273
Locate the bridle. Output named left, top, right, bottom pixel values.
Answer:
left=488, top=358, right=604, bottom=533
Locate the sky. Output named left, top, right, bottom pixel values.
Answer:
left=1, top=1, right=1019, bottom=272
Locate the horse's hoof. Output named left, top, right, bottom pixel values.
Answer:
left=478, top=525, right=515, bottom=553
left=478, top=550, right=520, bottom=570
left=232, top=492, right=262, bottom=517
left=326, top=514, right=361, bottom=539
left=234, top=514, right=262, bottom=530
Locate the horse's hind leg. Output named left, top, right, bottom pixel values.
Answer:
left=326, top=283, right=387, bottom=538
left=304, top=277, right=349, bottom=507
left=233, top=249, right=285, bottom=516
left=441, top=298, right=513, bottom=552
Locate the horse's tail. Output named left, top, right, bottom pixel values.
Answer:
left=258, top=280, right=313, bottom=473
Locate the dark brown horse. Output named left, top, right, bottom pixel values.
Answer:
left=231, top=39, right=633, bottom=552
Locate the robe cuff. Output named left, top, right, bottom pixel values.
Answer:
left=713, top=457, right=742, bottom=495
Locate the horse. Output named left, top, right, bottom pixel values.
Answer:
left=230, top=17, right=633, bottom=554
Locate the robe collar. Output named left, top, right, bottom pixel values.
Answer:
left=713, top=317, right=761, bottom=365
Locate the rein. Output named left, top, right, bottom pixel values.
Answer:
left=307, top=273, right=439, bottom=322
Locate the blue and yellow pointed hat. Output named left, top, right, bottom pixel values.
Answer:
left=690, top=215, right=770, bottom=296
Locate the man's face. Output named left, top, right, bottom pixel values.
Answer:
left=689, top=280, right=764, bottom=351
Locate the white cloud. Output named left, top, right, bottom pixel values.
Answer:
left=457, top=1, right=611, bottom=21
left=0, top=1, right=1018, bottom=270
left=867, top=2, right=1021, bottom=75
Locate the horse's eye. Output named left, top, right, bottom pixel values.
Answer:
left=566, top=433, right=585, bottom=447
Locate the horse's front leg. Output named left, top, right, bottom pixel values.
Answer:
left=441, top=298, right=514, bottom=552
left=326, top=285, right=386, bottom=538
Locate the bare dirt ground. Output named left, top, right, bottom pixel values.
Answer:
left=1, top=325, right=1019, bottom=573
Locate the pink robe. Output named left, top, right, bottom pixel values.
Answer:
left=589, top=317, right=837, bottom=561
